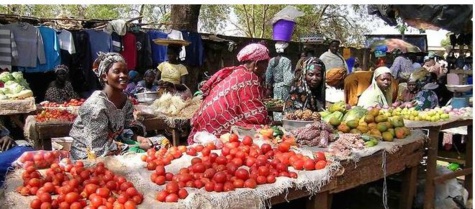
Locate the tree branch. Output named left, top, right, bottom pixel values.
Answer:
left=242, top=5, right=253, bottom=37
left=259, top=5, right=269, bottom=38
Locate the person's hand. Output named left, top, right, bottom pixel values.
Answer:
left=136, top=136, right=152, bottom=150
left=0, top=136, right=16, bottom=151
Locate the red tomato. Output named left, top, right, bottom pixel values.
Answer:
left=192, top=163, right=206, bottom=173
left=289, top=172, right=298, bottom=179
left=258, top=166, right=270, bottom=176
left=260, top=143, right=272, bottom=154
left=90, top=194, right=103, bottom=207
left=156, top=190, right=169, bottom=202
left=314, top=152, right=326, bottom=162
left=278, top=142, right=291, bottom=152
left=30, top=199, right=42, bottom=209
left=266, top=175, right=276, bottom=183
left=243, top=179, right=257, bottom=189
left=165, top=182, right=179, bottom=194
left=40, top=202, right=52, bottom=209
left=232, top=179, right=244, bottom=188
left=229, top=133, right=239, bottom=143
left=303, top=159, right=315, bottom=170
left=178, top=188, right=188, bottom=199
left=215, top=156, right=227, bottom=165
left=125, top=187, right=139, bottom=197
left=165, top=193, right=179, bottom=202
left=256, top=176, right=267, bottom=185
left=65, top=192, right=80, bottom=204
left=204, top=182, right=215, bottom=192
left=292, top=159, right=304, bottom=170
left=186, top=148, right=197, bottom=156
left=195, top=145, right=204, bottom=152
left=124, top=200, right=137, bottom=209
left=315, top=160, right=327, bottom=170
left=154, top=175, right=166, bottom=185
left=213, top=172, right=227, bottom=183
left=38, top=192, right=52, bottom=203
left=242, top=136, right=253, bottom=146
left=96, top=187, right=111, bottom=198
left=165, top=172, right=174, bottom=181
left=155, top=165, right=166, bottom=176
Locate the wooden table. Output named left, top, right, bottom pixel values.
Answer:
left=270, top=136, right=425, bottom=209
left=406, top=119, right=473, bottom=209
left=136, top=116, right=190, bottom=146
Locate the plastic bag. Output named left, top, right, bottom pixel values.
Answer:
left=193, top=131, right=223, bottom=148
left=271, top=6, right=304, bottom=24
left=13, top=150, right=70, bottom=169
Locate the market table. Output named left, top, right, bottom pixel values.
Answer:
left=1, top=130, right=426, bottom=209
left=137, top=116, right=190, bottom=146
left=270, top=131, right=426, bottom=209
left=0, top=97, right=36, bottom=132
left=405, top=118, right=473, bottom=209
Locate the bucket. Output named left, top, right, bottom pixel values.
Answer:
left=272, top=20, right=296, bottom=42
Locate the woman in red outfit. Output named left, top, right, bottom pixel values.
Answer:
left=188, top=43, right=271, bottom=144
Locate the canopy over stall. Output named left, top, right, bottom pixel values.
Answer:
left=367, top=5, right=473, bottom=33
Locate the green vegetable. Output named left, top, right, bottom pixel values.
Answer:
left=272, top=126, right=283, bottom=138
left=11, top=72, right=24, bottom=80
left=328, top=101, right=347, bottom=113
left=0, top=72, right=14, bottom=83
left=342, top=106, right=368, bottom=123
left=364, top=140, right=377, bottom=147
left=322, top=111, right=344, bottom=123
left=5, top=81, right=24, bottom=94
left=447, top=163, right=460, bottom=171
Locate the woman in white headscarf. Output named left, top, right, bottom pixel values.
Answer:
left=357, top=67, right=394, bottom=108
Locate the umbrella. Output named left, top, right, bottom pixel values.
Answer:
left=369, top=38, right=422, bottom=53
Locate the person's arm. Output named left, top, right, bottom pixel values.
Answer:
left=389, top=57, right=401, bottom=79
left=234, top=80, right=270, bottom=128
left=179, top=65, right=188, bottom=84
left=124, top=100, right=146, bottom=138
left=156, top=63, right=163, bottom=81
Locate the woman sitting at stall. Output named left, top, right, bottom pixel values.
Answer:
left=412, top=72, right=439, bottom=110
left=124, top=70, right=140, bottom=96
left=284, top=57, right=326, bottom=112
left=156, top=45, right=188, bottom=85
left=135, top=69, right=159, bottom=93
left=69, top=53, right=152, bottom=160
left=357, top=66, right=394, bottom=108
left=44, top=65, right=81, bottom=103
left=188, top=43, right=271, bottom=144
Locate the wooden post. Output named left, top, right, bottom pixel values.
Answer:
left=306, top=191, right=332, bottom=209
left=400, top=166, right=418, bottom=209
left=465, top=125, right=473, bottom=199
left=423, top=127, right=441, bottom=209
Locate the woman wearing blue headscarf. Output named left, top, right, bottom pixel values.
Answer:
left=124, top=70, right=139, bottom=96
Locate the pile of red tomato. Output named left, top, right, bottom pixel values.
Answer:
left=17, top=158, right=143, bottom=209
left=35, top=109, right=77, bottom=123
left=141, top=134, right=328, bottom=202
left=41, top=99, right=85, bottom=107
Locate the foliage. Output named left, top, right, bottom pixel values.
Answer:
left=199, top=5, right=230, bottom=34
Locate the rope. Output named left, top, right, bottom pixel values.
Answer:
left=382, top=151, right=389, bottom=209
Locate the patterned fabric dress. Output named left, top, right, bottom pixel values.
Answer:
left=69, top=91, right=145, bottom=160
left=188, top=66, right=270, bottom=144
left=414, top=90, right=438, bottom=110
left=44, top=81, right=80, bottom=103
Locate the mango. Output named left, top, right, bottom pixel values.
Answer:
left=395, top=127, right=407, bottom=139
left=375, top=115, right=388, bottom=123
left=368, top=108, right=380, bottom=117
left=364, top=115, right=375, bottom=123
left=337, top=123, right=351, bottom=133
left=347, top=119, right=359, bottom=129
left=389, top=116, right=405, bottom=128
left=368, top=123, right=377, bottom=130
left=357, top=125, right=369, bottom=133
left=382, top=131, right=394, bottom=142
left=369, top=129, right=382, bottom=137
left=329, top=117, right=342, bottom=126
left=377, top=122, right=388, bottom=132
left=350, top=129, right=362, bottom=134
left=388, top=128, right=395, bottom=137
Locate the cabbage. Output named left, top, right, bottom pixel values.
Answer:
left=11, top=72, right=24, bottom=80
left=0, top=95, right=8, bottom=100
left=0, top=72, right=14, bottom=83
left=0, top=88, right=4, bottom=95
left=342, top=106, right=368, bottom=123
left=15, top=78, right=30, bottom=89
left=6, top=82, right=24, bottom=94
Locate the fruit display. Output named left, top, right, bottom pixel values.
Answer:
left=35, top=109, right=77, bottom=123
left=284, top=109, right=321, bottom=121
left=16, top=159, right=144, bottom=208
left=324, top=106, right=411, bottom=142
left=140, top=134, right=328, bottom=200
left=40, top=98, right=85, bottom=107
left=264, top=99, right=284, bottom=109
left=381, top=106, right=472, bottom=122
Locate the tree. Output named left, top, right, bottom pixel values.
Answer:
left=199, top=5, right=230, bottom=34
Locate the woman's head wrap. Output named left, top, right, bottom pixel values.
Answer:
left=54, top=65, right=69, bottom=74
left=95, top=52, right=126, bottom=81
left=236, top=43, right=270, bottom=62
left=299, top=57, right=326, bottom=107
left=144, top=69, right=156, bottom=77
left=128, top=70, right=139, bottom=80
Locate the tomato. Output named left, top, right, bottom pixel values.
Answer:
left=256, top=176, right=267, bottom=185
left=30, top=199, right=42, bottom=209
left=245, top=157, right=256, bottom=167
left=278, top=142, right=291, bottom=152
left=314, top=152, right=326, bottom=162
left=125, top=187, right=139, bottom=197
left=117, top=193, right=129, bottom=204
left=165, top=182, right=179, bottom=194
left=178, top=188, right=188, bottom=199
left=229, top=133, right=239, bottom=143
left=201, top=147, right=211, bottom=156
left=233, top=178, right=245, bottom=188
left=226, top=163, right=238, bottom=175
left=165, top=172, right=174, bottom=181
left=275, top=163, right=288, bottom=172
left=292, top=159, right=304, bottom=170
left=260, top=143, right=272, bottom=154
left=40, top=202, right=52, bottom=209
left=213, top=172, right=227, bottom=184
left=203, top=168, right=216, bottom=179
left=194, top=180, right=204, bottom=188
left=278, top=171, right=290, bottom=178
left=90, top=194, right=103, bottom=207
left=132, top=195, right=143, bottom=204
left=242, top=136, right=253, bottom=146
left=84, top=184, right=99, bottom=195
left=195, top=145, right=204, bottom=152
left=243, top=179, right=257, bottom=189
left=186, top=148, right=197, bottom=156
left=120, top=182, right=133, bottom=191
left=96, top=187, right=111, bottom=198
left=165, top=193, right=179, bottom=202
left=39, top=192, right=52, bottom=203
left=315, top=160, right=327, bottom=170
left=257, top=166, right=270, bottom=176
left=65, top=192, right=80, bottom=204
left=223, top=182, right=235, bottom=192
left=155, top=165, right=166, bottom=176
left=192, top=163, right=206, bottom=173
left=303, top=159, right=316, bottom=170
left=124, top=200, right=137, bottom=209
left=289, top=172, right=298, bottom=179
left=201, top=181, right=213, bottom=192
left=106, top=181, right=118, bottom=191
left=58, top=201, right=69, bottom=209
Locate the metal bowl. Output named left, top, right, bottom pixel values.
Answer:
left=282, top=119, right=314, bottom=131
left=446, top=85, right=473, bottom=93
left=136, top=92, right=158, bottom=104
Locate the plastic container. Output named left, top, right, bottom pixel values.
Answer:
left=282, top=119, right=313, bottom=131
left=272, top=20, right=296, bottom=42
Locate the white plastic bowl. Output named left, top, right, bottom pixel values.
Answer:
left=446, top=85, right=473, bottom=93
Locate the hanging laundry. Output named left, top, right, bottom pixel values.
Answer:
left=104, top=19, right=127, bottom=36
left=70, top=30, right=94, bottom=95
left=3, top=22, right=46, bottom=68
left=121, top=32, right=137, bottom=70
left=181, top=30, right=204, bottom=67
left=132, top=31, right=152, bottom=73
left=111, top=32, right=123, bottom=53
left=85, top=29, right=113, bottom=61
left=19, top=26, right=61, bottom=73
left=57, top=29, right=76, bottom=68
left=167, top=30, right=186, bottom=61
left=0, top=28, right=18, bottom=71
left=148, top=30, right=168, bottom=67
